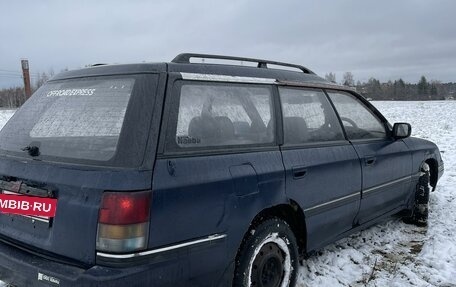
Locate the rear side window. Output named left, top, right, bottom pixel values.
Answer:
left=174, top=83, right=274, bottom=148
left=279, top=88, right=344, bottom=144
left=0, top=77, right=134, bottom=161
left=328, top=91, right=386, bottom=140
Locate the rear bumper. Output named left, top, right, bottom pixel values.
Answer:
left=0, top=235, right=232, bottom=287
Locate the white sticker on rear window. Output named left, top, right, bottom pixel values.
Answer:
left=30, top=79, right=134, bottom=138
left=46, top=88, right=96, bottom=97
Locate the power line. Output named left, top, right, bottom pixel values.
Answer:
left=0, top=69, right=41, bottom=76
left=0, top=69, right=22, bottom=73
left=0, top=74, right=38, bottom=79
left=0, top=75, right=23, bottom=79
left=0, top=71, right=22, bottom=76
left=0, top=73, right=38, bottom=77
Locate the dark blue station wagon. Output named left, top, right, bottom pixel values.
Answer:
left=0, top=54, right=444, bottom=286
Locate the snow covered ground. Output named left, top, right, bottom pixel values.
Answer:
left=0, top=109, right=15, bottom=128
left=0, top=101, right=455, bottom=286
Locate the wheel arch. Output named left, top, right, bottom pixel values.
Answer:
left=239, top=200, right=307, bottom=256
left=424, top=158, right=438, bottom=190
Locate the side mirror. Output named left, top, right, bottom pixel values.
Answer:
left=392, top=123, right=411, bottom=139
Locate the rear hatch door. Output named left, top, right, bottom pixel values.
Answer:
left=0, top=72, right=160, bottom=265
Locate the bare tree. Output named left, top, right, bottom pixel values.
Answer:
left=325, top=72, right=336, bottom=83
left=34, top=71, right=51, bottom=90
left=342, top=72, right=355, bottom=86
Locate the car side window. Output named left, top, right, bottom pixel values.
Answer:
left=327, top=91, right=387, bottom=140
left=174, top=83, right=274, bottom=148
left=279, top=87, right=344, bottom=144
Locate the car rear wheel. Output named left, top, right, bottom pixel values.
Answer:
left=234, top=218, right=299, bottom=287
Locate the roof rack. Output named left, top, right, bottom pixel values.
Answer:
left=171, top=53, right=315, bottom=74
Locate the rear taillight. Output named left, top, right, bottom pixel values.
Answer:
left=96, top=190, right=151, bottom=253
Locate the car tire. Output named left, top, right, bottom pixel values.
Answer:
left=404, top=163, right=431, bottom=226
left=233, top=218, right=299, bottom=287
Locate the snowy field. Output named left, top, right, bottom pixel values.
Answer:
left=0, top=101, right=455, bottom=286
left=0, top=109, right=15, bottom=129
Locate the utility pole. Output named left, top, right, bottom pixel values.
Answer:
left=21, top=59, right=32, bottom=99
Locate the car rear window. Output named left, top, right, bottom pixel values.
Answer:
left=0, top=77, right=134, bottom=162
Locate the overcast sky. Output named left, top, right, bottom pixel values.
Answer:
left=1, top=0, right=455, bottom=88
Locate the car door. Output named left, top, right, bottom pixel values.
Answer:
left=327, top=91, right=412, bottom=224
left=278, top=87, right=362, bottom=251
left=151, top=76, right=286, bottom=267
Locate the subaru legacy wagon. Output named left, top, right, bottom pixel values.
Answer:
left=0, top=53, right=444, bottom=286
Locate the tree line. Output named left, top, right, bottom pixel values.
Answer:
left=0, top=71, right=54, bottom=108
left=325, top=72, right=455, bottom=101
left=1, top=70, right=455, bottom=108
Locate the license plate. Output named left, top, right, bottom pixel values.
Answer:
left=0, top=191, right=57, bottom=220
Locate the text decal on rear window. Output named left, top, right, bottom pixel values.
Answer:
left=46, top=89, right=96, bottom=97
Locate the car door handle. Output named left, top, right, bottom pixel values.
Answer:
left=365, top=157, right=376, bottom=166
left=292, top=167, right=307, bottom=179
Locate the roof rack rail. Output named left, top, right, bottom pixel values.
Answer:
left=171, top=53, right=315, bottom=74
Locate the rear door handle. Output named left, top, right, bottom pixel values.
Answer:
left=292, top=167, right=307, bottom=179
left=365, top=157, right=376, bottom=166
